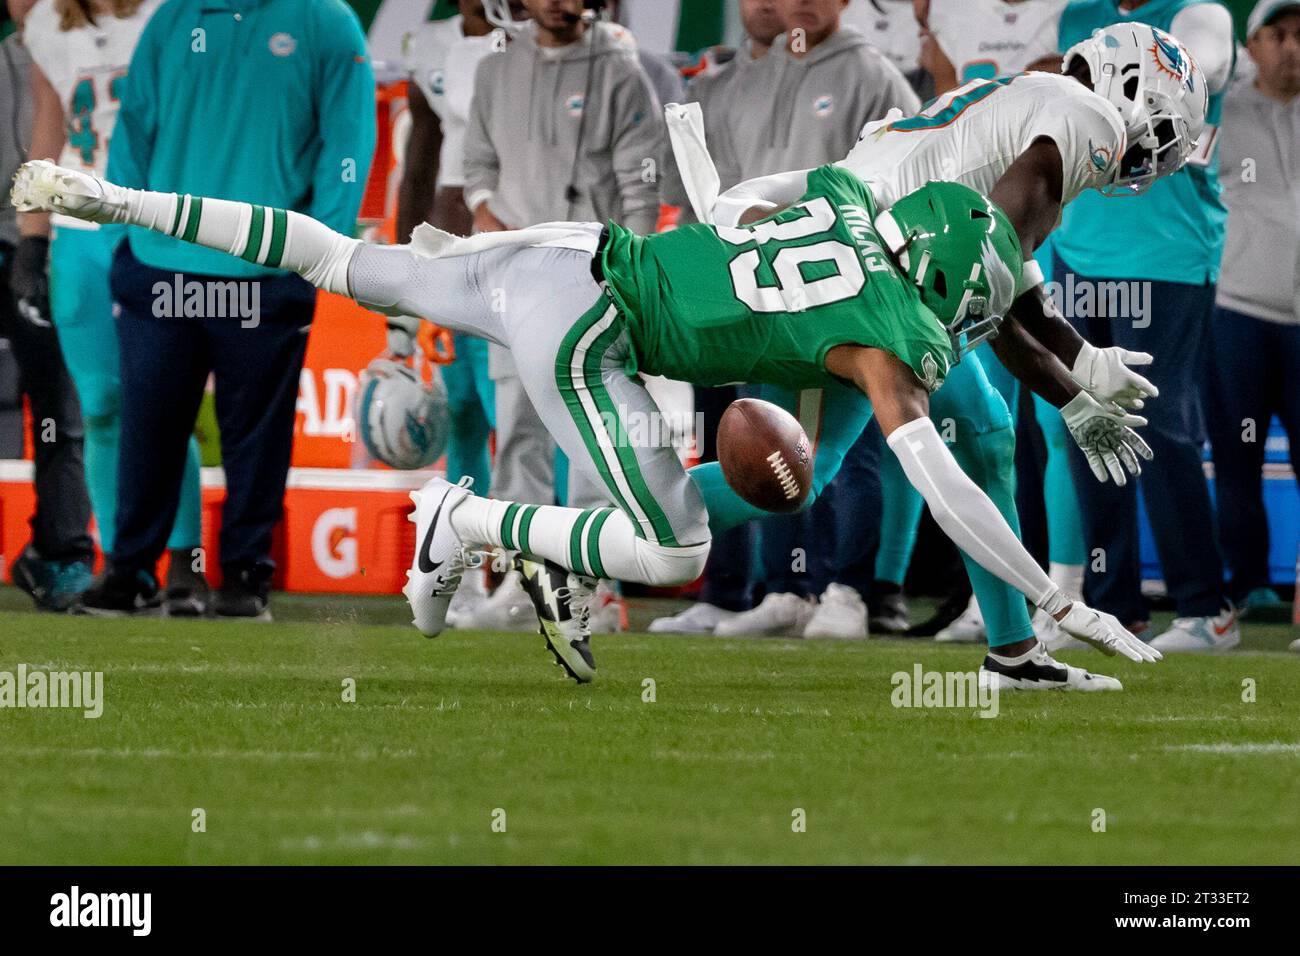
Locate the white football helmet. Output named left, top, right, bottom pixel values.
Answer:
left=355, top=359, right=449, bottom=470
left=1064, top=23, right=1208, bottom=195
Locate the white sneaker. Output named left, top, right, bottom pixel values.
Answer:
left=713, top=592, right=815, bottom=637
left=802, top=584, right=868, bottom=639
left=1149, top=607, right=1241, bottom=654
left=460, top=569, right=536, bottom=632
left=403, top=477, right=474, bottom=638
left=979, top=641, right=1123, bottom=692
left=935, top=596, right=985, bottom=643
left=1032, top=607, right=1089, bottom=652
left=648, top=601, right=736, bottom=635
left=589, top=580, right=629, bottom=634
left=445, top=561, right=489, bottom=628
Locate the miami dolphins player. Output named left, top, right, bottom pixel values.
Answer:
left=674, top=22, right=1207, bottom=655
left=12, top=151, right=1159, bottom=687
left=20, top=0, right=207, bottom=614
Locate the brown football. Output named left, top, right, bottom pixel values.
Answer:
left=717, top=398, right=814, bottom=514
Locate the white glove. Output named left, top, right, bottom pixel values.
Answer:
left=1061, top=391, right=1153, bottom=486
left=1070, top=341, right=1159, bottom=410
left=10, top=159, right=125, bottom=223
left=1052, top=599, right=1163, bottom=662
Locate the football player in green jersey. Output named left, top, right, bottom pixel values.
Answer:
left=13, top=159, right=1158, bottom=689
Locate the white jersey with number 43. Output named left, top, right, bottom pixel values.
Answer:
left=22, top=0, right=163, bottom=227
left=836, top=71, right=1127, bottom=217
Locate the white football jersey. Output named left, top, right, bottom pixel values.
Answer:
left=837, top=72, right=1126, bottom=216
left=929, top=0, right=1067, bottom=83
left=842, top=0, right=921, bottom=77
left=23, top=0, right=162, bottom=229
left=402, top=16, right=497, bottom=189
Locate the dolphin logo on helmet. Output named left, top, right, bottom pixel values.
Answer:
left=1063, top=23, right=1207, bottom=196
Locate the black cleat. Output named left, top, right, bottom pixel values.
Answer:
left=163, top=548, right=210, bottom=617
left=75, top=566, right=162, bottom=617
left=213, top=562, right=273, bottom=621
left=867, top=580, right=910, bottom=635
left=515, top=556, right=597, bottom=683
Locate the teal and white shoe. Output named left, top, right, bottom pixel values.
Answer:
left=1241, top=587, right=1285, bottom=617
left=516, top=556, right=597, bottom=683
left=1148, top=606, right=1240, bottom=654
left=12, top=548, right=92, bottom=612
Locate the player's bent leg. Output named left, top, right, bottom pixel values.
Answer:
left=947, top=421, right=1035, bottom=651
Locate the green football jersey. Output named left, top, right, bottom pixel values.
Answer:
left=600, top=165, right=954, bottom=392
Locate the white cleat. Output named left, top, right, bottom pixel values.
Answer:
left=935, top=596, right=985, bottom=643
left=648, top=601, right=736, bottom=635
left=802, top=583, right=868, bottom=639
left=1149, top=607, right=1241, bottom=654
left=713, top=592, right=815, bottom=638
left=979, top=642, right=1123, bottom=692
left=1290, top=638, right=1300, bottom=654
left=459, top=567, right=536, bottom=631
left=10, top=159, right=124, bottom=222
left=402, top=476, right=474, bottom=637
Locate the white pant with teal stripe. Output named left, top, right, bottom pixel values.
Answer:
left=348, top=239, right=711, bottom=584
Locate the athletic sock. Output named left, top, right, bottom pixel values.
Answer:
left=450, top=495, right=707, bottom=586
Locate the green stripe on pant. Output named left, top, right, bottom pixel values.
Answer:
left=555, top=298, right=678, bottom=547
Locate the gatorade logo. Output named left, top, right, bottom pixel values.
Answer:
left=312, top=508, right=358, bottom=579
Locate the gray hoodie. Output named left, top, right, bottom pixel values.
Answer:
left=723, top=25, right=920, bottom=181
left=464, top=21, right=663, bottom=235
left=0, top=34, right=32, bottom=248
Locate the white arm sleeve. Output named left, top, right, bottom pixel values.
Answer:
left=886, top=417, right=1061, bottom=609
left=711, top=169, right=814, bottom=228
left=116, top=187, right=361, bottom=295
left=1170, top=3, right=1234, bottom=94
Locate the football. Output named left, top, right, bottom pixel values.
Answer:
left=717, top=398, right=814, bottom=513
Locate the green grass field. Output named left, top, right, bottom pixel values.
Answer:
left=0, top=586, right=1296, bottom=865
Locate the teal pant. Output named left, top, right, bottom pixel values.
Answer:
left=49, top=226, right=202, bottom=556
left=689, top=353, right=1033, bottom=647
left=439, top=333, right=495, bottom=495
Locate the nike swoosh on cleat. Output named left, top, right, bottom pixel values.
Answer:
left=416, top=491, right=451, bottom=574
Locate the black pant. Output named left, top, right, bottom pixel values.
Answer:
left=109, top=243, right=316, bottom=575
left=1205, top=306, right=1300, bottom=597
left=1054, top=252, right=1225, bottom=620
left=0, top=242, right=93, bottom=563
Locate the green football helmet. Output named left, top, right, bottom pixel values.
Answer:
left=873, top=182, right=1023, bottom=360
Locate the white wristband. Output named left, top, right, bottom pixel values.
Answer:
left=1015, top=258, right=1045, bottom=298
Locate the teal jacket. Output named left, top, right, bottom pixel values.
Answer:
left=108, top=0, right=375, bottom=277
left=1054, top=0, right=1233, bottom=284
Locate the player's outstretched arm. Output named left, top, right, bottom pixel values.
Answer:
left=10, top=160, right=360, bottom=296
left=825, top=344, right=1159, bottom=662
